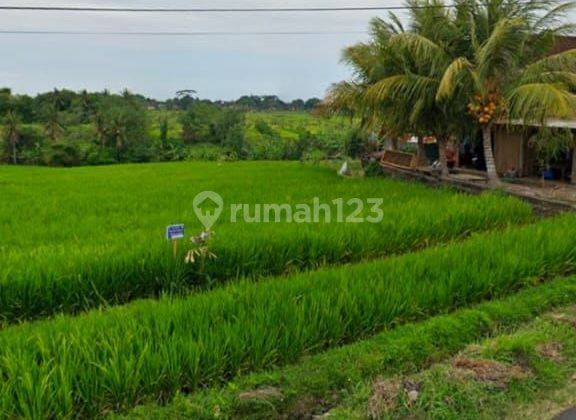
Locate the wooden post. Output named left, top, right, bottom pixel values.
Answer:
left=173, top=240, right=178, bottom=259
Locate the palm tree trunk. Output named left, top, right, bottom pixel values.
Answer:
left=438, top=136, right=449, bottom=177
left=11, top=136, right=17, bottom=165
left=482, top=125, right=500, bottom=187
left=391, top=137, right=399, bottom=151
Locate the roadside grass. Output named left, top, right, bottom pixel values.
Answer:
left=329, top=305, right=576, bottom=419
left=507, top=377, right=576, bottom=420
left=0, top=214, right=574, bottom=418
left=124, top=276, right=576, bottom=420
left=0, top=161, right=532, bottom=323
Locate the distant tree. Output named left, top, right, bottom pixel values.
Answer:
left=104, top=106, right=149, bottom=160
left=254, top=119, right=276, bottom=137
left=0, top=88, right=12, bottom=117
left=13, top=95, right=35, bottom=123
left=180, top=102, right=219, bottom=144
left=78, top=90, right=94, bottom=123
left=93, top=110, right=108, bottom=150
left=304, top=98, right=322, bottom=111
left=290, top=99, right=305, bottom=110
left=43, top=104, right=65, bottom=141
left=176, top=89, right=197, bottom=98
left=122, top=89, right=135, bottom=105
left=220, top=110, right=246, bottom=156
left=159, top=114, right=169, bottom=149
left=3, top=110, right=21, bottom=164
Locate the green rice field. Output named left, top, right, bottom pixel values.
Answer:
left=0, top=161, right=531, bottom=323
left=2, top=161, right=576, bottom=419
left=1, top=211, right=576, bottom=417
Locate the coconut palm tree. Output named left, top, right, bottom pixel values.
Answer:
left=362, top=1, right=472, bottom=175
left=3, top=110, right=21, bottom=164
left=437, top=15, right=576, bottom=185
left=44, top=103, right=65, bottom=142
left=93, top=110, right=108, bottom=151
left=325, top=0, right=575, bottom=182
left=324, top=2, right=470, bottom=172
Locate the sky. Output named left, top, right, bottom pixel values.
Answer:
left=0, top=1, right=573, bottom=101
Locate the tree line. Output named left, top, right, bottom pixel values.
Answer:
left=0, top=89, right=345, bottom=166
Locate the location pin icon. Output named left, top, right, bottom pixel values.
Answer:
left=193, top=191, right=224, bottom=230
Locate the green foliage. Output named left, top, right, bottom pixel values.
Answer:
left=244, top=112, right=352, bottom=160
left=530, top=127, right=575, bottom=172
left=364, top=160, right=383, bottom=177
left=2, top=110, right=21, bottom=164
left=158, top=114, right=169, bottom=148
left=0, top=162, right=531, bottom=323
left=180, top=102, right=220, bottom=144
left=41, top=142, right=82, bottom=167
left=0, top=89, right=353, bottom=166
left=254, top=119, right=276, bottom=137
left=344, top=127, right=369, bottom=158
left=185, top=143, right=228, bottom=161
left=0, top=212, right=575, bottom=417
left=217, top=109, right=246, bottom=157
left=0, top=89, right=336, bottom=167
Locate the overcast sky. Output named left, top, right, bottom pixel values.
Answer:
left=0, top=1, right=573, bottom=101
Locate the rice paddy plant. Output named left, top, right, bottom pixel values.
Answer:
left=0, top=162, right=532, bottom=323
left=126, top=276, right=576, bottom=419
left=0, top=214, right=574, bottom=418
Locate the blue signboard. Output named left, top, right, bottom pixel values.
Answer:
left=166, top=224, right=185, bottom=240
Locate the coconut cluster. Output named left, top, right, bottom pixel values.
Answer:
left=467, top=93, right=499, bottom=124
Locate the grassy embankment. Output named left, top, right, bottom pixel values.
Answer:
left=126, top=276, right=576, bottom=419
left=329, top=305, right=576, bottom=419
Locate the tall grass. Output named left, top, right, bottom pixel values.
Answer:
left=0, top=162, right=532, bottom=322
left=0, top=214, right=574, bottom=418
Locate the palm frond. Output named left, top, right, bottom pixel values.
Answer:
left=476, top=17, right=527, bottom=82
left=521, top=48, right=576, bottom=81
left=436, top=57, right=475, bottom=101
left=526, top=71, right=576, bottom=88
left=507, top=82, right=576, bottom=123
left=410, top=97, right=429, bottom=125
left=387, top=12, right=406, bottom=34
left=388, top=32, right=450, bottom=74
left=322, top=81, right=367, bottom=117
left=369, top=17, right=395, bottom=42
left=389, top=32, right=448, bottom=61
left=341, top=43, right=379, bottom=81
left=368, top=74, right=438, bottom=105
left=532, top=1, right=576, bottom=31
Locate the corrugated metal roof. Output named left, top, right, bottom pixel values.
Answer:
left=500, top=119, right=576, bottom=129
